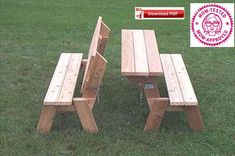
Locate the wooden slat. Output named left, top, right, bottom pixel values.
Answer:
left=100, top=21, right=110, bottom=37
left=144, top=30, right=163, bottom=76
left=133, top=30, right=149, bottom=75
left=88, top=16, right=102, bottom=58
left=160, top=54, right=184, bottom=105
left=121, top=30, right=135, bottom=75
left=57, top=53, right=83, bottom=105
left=97, top=37, right=108, bottom=56
left=82, top=52, right=107, bottom=91
left=44, top=53, right=72, bottom=105
left=74, top=99, right=98, bottom=133
left=171, top=54, right=198, bottom=105
left=89, top=53, right=107, bottom=89
left=81, top=17, right=110, bottom=93
left=81, top=56, right=95, bottom=93
left=81, top=17, right=102, bottom=93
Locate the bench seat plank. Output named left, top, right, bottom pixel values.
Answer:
left=133, top=30, right=149, bottom=75
left=44, top=53, right=83, bottom=105
left=144, top=30, right=163, bottom=76
left=58, top=53, right=83, bottom=105
left=160, top=54, right=184, bottom=105
left=121, top=30, right=135, bottom=75
left=161, top=54, right=198, bottom=106
left=44, top=53, right=72, bottom=105
left=171, top=54, right=198, bottom=105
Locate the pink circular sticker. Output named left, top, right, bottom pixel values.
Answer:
left=191, top=4, right=233, bottom=46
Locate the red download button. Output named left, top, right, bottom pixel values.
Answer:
left=143, top=9, right=184, bottom=19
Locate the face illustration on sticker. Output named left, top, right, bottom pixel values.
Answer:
left=202, top=13, right=222, bottom=36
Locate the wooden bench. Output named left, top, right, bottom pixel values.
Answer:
left=160, top=54, right=204, bottom=130
left=121, top=29, right=204, bottom=131
left=37, top=16, right=110, bottom=133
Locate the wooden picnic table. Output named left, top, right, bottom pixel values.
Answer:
left=121, top=29, right=164, bottom=130
left=121, top=29, right=204, bottom=131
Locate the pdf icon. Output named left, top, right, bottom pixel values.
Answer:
left=190, top=3, right=234, bottom=47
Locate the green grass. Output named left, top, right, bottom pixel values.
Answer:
left=1, top=0, right=235, bottom=155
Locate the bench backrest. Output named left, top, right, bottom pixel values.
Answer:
left=81, top=16, right=110, bottom=93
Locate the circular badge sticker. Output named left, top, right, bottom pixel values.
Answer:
left=191, top=4, right=233, bottom=46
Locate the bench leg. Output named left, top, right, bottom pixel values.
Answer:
left=82, top=90, right=97, bottom=110
left=37, top=105, right=57, bottom=133
left=144, top=99, right=167, bottom=131
left=185, top=106, right=205, bottom=131
left=74, top=100, right=98, bottom=133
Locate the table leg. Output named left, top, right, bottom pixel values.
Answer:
left=185, top=106, right=205, bottom=131
left=142, top=81, right=167, bottom=131
left=144, top=99, right=168, bottom=130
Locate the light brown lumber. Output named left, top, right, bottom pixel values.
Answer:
left=73, top=98, right=98, bottom=133
left=81, top=17, right=102, bottom=92
left=144, top=30, right=163, bottom=76
left=37, top=105, right=57, bottom=133
left=88, top=16, right=102, bottom=58
left=132, top=30, right=149, bottom=75
left=185, top=106, right=205, bottom=131
left=121, top=30, right=135, bottom=75
left=144, top=98, right=168, bottom=131
left=100, top=21, right=110, bottom=37
left=160, top=54, right=184, bottom=106
left=81, top=56, right=95, bottom=93
left=171, top=54, right=198, bottom=105
left=142, top=81, right=160, bottom=110
left=57, top=53, right=83, bottom=105
left=89, top=53, right=107, bottom=89
left=44, top=53, right=72, bottom=105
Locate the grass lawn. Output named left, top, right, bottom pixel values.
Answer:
left=1, top=0, right=235, bottom=155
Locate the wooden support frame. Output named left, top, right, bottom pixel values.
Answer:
left=37, top=52, right=107, bottom=133
left=37, top=16, right=110, bottom=133
left=121, top=29, right=204, bottom=131
left=185, top=106, right=205, bottom=131
left=144, top=98, right=168, bottom=131
left=37, top=105, right=57, bottom=133
left=37, top=59, right=105, bottom=133
left=142, top=80, right=167, bottom=131
left=37, top=98, right=98, bottom=133
left=141, top=79, right=204, bottom=131
left=73, top=98, right=98, bottom=133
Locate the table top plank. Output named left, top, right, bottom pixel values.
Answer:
left=121, top=29, right=163, bottom=77
left=144, top=30, right=163, bottom=76
left=132, top=30, right=149, bottom=75
left=171, top=54, right=198, bottom=105
left=160, top=54, right=184, bottom=105
left=121, top=30, right=135, bottom=75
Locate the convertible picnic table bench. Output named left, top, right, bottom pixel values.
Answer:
left=37, top=16, right=110, bottom=133
left=121, top=29, right=204, bottom=131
